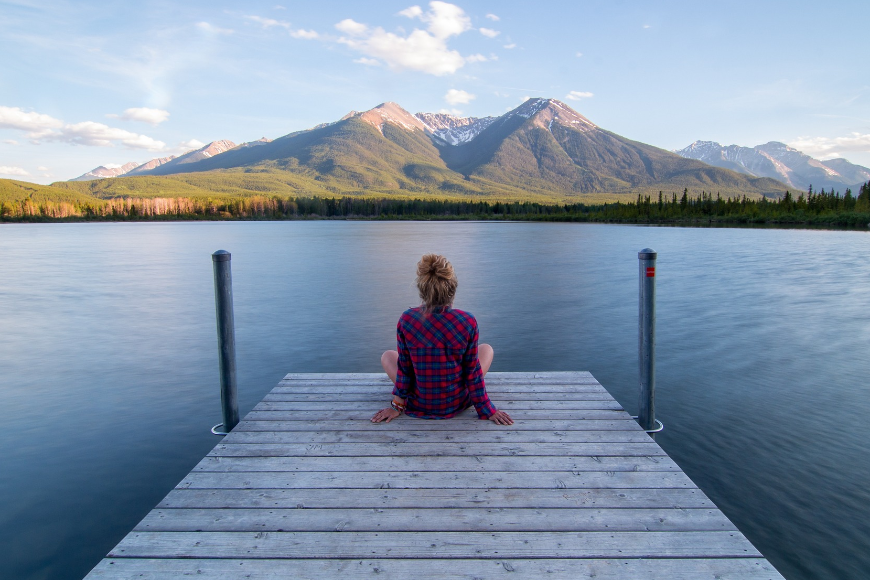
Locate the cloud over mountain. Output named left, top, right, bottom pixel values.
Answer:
left=0, top=106, right=64, bottom=137
left=0, top=166, right=29, bottom=176
left=788, top=133, right=870, bottom=160
left=444, top=89, right=475, bottom=105
left=335, top=2, right=475, bottom=75
left=0, top=105, right=164, bottom=150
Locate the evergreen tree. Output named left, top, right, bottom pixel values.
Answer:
left=856, top=182, right=870, bottom=212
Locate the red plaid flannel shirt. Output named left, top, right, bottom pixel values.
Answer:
left=392, top=306, right=497, bottom=419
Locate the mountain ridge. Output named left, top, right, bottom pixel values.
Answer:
left=67, top=99, right=792, bottom=198
left=676, top=140, right=870, bottom=191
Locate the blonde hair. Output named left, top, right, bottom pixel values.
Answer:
left=416, top=254, right=457, bottom=311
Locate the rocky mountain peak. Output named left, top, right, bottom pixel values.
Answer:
left=509, top=98, right=597, bottom=133
left=348, top=102, right=429, bottom=133
left=71, top=161, right=140, bottom=181
left=192, top=140, right=237, bottom=157
left=125, top=156, right=177, bottom=175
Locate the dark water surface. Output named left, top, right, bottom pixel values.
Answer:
left=1, top=222, right=868, bottom=580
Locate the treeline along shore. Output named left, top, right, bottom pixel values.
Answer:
left=3, top=182, right=870, bottom=228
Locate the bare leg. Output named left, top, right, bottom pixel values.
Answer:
left=381, top=350, right=398, bottom=384
left=479, top=343, right=494, bottom=377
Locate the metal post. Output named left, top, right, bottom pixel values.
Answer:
left=638, top=248, right=658, bottom=438
left=212, top=250, right=239, bottom=435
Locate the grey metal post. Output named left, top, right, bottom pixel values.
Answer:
left=638, top=248, right=657, bottom=437
left=212, top=250, right=239, bottom=434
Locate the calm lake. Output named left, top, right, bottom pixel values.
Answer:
left=1, top=221, right=868, bottom=580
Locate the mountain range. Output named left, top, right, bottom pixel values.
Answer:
left=67, top=99, right=792, bottom=199
left=675, top=141, right=870, bottom=192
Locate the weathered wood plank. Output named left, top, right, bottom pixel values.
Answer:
left=209, top=442, right=666, bottom=458
left=193, top=455, right=681, bottom=473
left=220, top=429, right=654, bottom=445
left=244, top=409, right=629, bottom=421
left=176, top=470, right=696, bottom=490
left=157, top=487, right=717, bottom=510
left=262, top=392, right=619, bottom=402
left=87, top=557, right=786, bottom=580
left=272, top=384, right=608, bottom=394
left=108, top=530, right=763, bottom=559
left=282, top=371, right=595, bottom=380
left=231, top=419, right=645, bottom=432
left=254, top=400, right=625, bottom=411
left=135, top=507, right=736, bottom=533
left=277, top=378, right=603, bottom=386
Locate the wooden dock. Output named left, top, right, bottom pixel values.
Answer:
left=87, top=372, right=784, bottom=579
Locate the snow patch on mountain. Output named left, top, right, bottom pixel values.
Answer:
left=236, top=137, right=272, bottom=149
left=415, top=112, right=496, bottom=145
left=513, top=98, right=549, bottom=119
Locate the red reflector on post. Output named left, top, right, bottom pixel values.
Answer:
left=646, top=267, right=655, bottom=277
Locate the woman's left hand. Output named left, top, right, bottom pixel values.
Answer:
left=371, top=408, right=401, bottom=423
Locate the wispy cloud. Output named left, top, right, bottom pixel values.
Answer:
left=445, top=89, right=475, bottom=105
left=108, top=107, right=170, bottom=125
left=397, top=6, right=424, bottom=19
left=15, top=22, right=240, bottom=110
left=353, top=57, right=381, bottom=66
left=179, top=139, right=205, bottom=151
left=335, top=19, right=368, bottom=36
left=196, top=22, right=234, bottom=35
left=0, top=166, right=29, bottom=176
left=485, top=13, right=500, bottom=21
left=565, top=91, right=594, bottom=100
left=479, top=28, right=500, bottom=38
left=245, top=15, right=292, bottom=30
left=334, top=2, right=476, bottom=76
left=246, top=15, right=318, bottom=39
left=504, top=43, right=516, bottom=49
left=291, top=29, right=319, bottom=39
left=0, top=106, right=165, bottom=150
left=789, top=133, right=870, bottom=159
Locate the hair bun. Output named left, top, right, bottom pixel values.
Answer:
left=417, top=254, right=451, bottom=279
left=416, top=254, right=457, bottom=309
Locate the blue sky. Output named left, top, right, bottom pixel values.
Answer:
left=2, top=0, right=869, bottom=184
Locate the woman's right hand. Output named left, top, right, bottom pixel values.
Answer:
left=488, top=410, right=513, bottom=425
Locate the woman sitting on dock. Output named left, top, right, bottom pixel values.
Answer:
left=372, top=254, right=513, bottom=426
